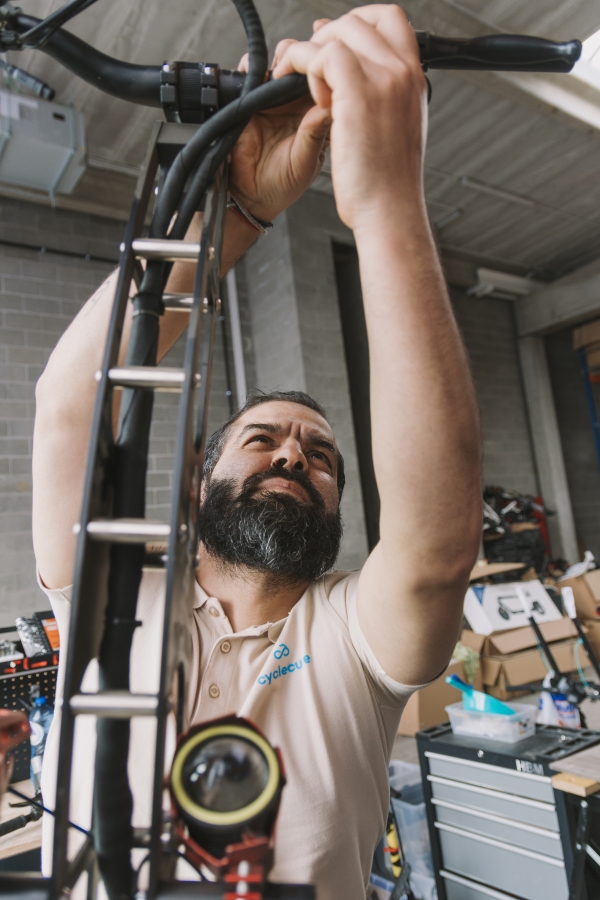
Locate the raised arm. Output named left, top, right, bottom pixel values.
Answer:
left=276, top=5, right=482, bottom=685
left=33, top=85, right=332, bottom=591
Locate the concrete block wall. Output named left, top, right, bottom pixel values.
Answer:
left=241, top=191, right=370, bottom=571
left=0, top=198, right=234, bottom=627
left=0, top=205, right=117, bottom=627
left=451, top=289, right=539, bottom=495
left=545, top=329, right=600, bottom=559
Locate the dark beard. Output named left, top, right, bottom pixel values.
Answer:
left=197, top=467, right=343, bottom=583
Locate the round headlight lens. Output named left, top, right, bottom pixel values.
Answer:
left=181, top=736, right=269, bottom=813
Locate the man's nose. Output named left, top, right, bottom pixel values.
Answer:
left=272, top=440, right=307, bottom=472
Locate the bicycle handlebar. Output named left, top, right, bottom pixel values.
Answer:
left=4, top=14, right=582, bottom=117
left=415, top=33, right=581, bottom=73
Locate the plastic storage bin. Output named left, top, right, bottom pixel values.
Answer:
left=446, top=701, right=536, bottom=743
left=392, top=782, right=436, bottom=899
left=389, top=759, right=421, bottom=793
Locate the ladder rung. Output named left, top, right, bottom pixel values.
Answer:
left=100, top=366, right=190, bottom=391
left=132, top=238, right=200, bottom=261
left=70, top=691, right=159, bottom=718
left=86, top=518, right=171, bottom=544
left=163, top=293, right=193, bottom=310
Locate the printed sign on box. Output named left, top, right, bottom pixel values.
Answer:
left=463, top=580, right=562, bottom=635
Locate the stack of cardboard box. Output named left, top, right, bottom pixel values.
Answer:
left=460, top=619, right=589, bottom=700
left=461, top=576, right=591, bottom=700
left=397, top=571, right=592, bottom=736
left=558, top=568, right=600, bottom=660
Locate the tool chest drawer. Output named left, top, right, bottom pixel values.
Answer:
left=441, top=869, right=529, bottom=900
left=426, top=752, right=555, bottom=803
left=428, top=774, right=560, bottom=832
left=432, top=798, right=563, bottom=858
left=436, top=822, right=568, bottom=900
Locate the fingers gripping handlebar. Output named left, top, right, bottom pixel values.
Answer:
left=1, top=11, right=582, bottom=123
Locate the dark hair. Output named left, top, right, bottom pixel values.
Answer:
left=203, top=390, right=345, bottom=497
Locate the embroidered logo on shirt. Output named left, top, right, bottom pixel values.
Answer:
left=258, top=653, right=311, bottom=686
left=273, top=643, right=290, bottom=660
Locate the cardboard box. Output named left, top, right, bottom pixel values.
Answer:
left=573, top=319, right=600, bottom=350
left=483, top=640, right=591, bottom=700
left=461, top=617, right=577, bottom=656
left=558, top=571, right=600, bottom=620
left=581, top=620, right=600, bottom=661
left=464, top=580, right=561, bottom=635
left=398, top=658, right=483, bottom=736
left=462, top=625, right=590, bottom=700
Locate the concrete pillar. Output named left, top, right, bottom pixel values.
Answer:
left=242, top=191, right=369, bottom=571
left=518, top=334, right=579, bottom=562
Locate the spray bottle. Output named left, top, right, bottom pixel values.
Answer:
left=28, top=685, right=53, bottom=793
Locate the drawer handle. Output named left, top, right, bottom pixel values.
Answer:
left=435, top=821, right=565, bottom=866
left=426, top=751, right=551, bottom=783
left=432, top=798, right=561, bottom=839
left=428, top=774, right=556, bottom=812
left=441, top=869, right=526, bottom=900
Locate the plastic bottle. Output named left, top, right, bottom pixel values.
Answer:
left=29, top=694, right=54, bottom=793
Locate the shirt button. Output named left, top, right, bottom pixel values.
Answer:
left=209, top=684, right=220, bottom=699
left=221, top=641, right=231, bottom=653
left=208, top=606, right=219, bottom=617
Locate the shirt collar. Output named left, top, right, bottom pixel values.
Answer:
left=193, top=579, right=288, bottom=641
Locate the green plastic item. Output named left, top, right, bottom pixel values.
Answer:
left=446, top=673, right=515, bottom=716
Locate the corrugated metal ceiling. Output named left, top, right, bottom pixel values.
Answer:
left=4, top=0, right=600, bottom=280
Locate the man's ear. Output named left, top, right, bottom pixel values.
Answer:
left=200, top=479, right=207, bottom=503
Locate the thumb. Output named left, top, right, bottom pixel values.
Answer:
left=290, top=105, right=332, bottom=180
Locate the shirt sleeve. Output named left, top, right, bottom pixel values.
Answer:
left=36, top=571, right=72, bottom=647
left=325, top=569, right=435, bottom=707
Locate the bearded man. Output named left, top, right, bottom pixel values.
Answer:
left=32, top=6, right=481, bottom=899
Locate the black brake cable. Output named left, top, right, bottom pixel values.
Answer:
left=7, top=786, right=90, bottom=838
left=92, top=2, right=269, bottom=898
left=16, top=0, right=100, bottom=48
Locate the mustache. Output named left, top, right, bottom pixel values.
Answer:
left=236, top=466, right=325, bottom=510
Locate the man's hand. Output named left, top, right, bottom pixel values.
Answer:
left=229, top=47, right=332, bottom=224
left=272, top=6, right=428, bottom=233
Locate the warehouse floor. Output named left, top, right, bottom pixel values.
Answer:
left=391, top=669, right=600, bottom=765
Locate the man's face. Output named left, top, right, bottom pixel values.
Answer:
left=212, top=401, right=340, bottom=511
left=197, top=402, right=343, bottom=582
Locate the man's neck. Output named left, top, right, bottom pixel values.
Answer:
left=195, top=549, right=309, bottom=632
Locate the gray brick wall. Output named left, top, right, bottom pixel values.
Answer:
left=0, top=198, right=235, bottom=627
left=451, top=289, right=539, bottom=495
left=0, top=234, right=116, bottom=627
left=546, top=329, right=600, bottom=559
left=241, top=192, right=370, bottom=572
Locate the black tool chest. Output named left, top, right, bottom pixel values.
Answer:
left=417, top=723, right=600, bottom=900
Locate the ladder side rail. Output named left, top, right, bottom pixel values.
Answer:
left=50, top=128, right=161, bottom=899
left=149, top=166, right=228, bottom=897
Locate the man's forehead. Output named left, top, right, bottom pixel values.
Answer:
left=233, top=401, right=335, bottom=441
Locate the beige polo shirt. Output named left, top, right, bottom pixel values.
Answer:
left=39, top=568, right=418, bottom=900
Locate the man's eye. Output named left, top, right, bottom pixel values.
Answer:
left=310, top=451, right=331, bottom=468
left=249, top=435, right=271, bottom=444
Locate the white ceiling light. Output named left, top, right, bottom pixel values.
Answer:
left=571, top=28, right=600, bottom=91
left=467, top=267, right=542, bottom=300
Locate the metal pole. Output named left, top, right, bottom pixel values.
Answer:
left=225, top=268, right=247, bottom=408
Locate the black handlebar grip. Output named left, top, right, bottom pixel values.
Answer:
left=416, top=32, right=582, bottom=73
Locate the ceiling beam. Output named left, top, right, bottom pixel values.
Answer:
left=516, top=256, right=600, bottom=336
